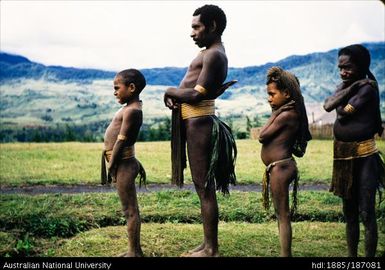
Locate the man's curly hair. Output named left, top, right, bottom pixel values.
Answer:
left=193, top=5, right=227, bottom=36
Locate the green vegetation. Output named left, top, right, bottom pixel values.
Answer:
left=0, top=118, right=174, bottom=143
left=0, top=191, right=352, bottom=238
left=0, top=122, right=108, bottom=143
left=1, top=191, right=384, bottom=257
left=53, top=222, right=385, bottom=257
left=6, top=222, right=382, bottom=257
left=1, top=140, right=384, bottom=186
left=0, top=115, right=263, bottom=142
left=1, top=141, right=385, bottom=257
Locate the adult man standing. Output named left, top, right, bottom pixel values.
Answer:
left=164, top=4, right=237, bottom=257
left=324, top=44, right=384, bottom=257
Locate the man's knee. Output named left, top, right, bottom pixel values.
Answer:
left=122, top=205, right=138, bottom=218
left=192, top=179, right=204, bottom=191
left=359, top=209, right=375, bottom=225
left=344, top=210, right=359, bottom=224
left=275, top=211, right=291, bottom=222
left=193, top=178, right=215, bottom=192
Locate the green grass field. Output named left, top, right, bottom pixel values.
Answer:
left=54, top=222, right=385, bottom=257
left=1, top=140, right=384, bottom=186
left=1, top=141, right=384, bottom=257
left=1, top=191, right=384, bottom=257
left=4, top=221, right=383, bottom=257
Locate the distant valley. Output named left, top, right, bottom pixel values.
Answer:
left=0, top=42, right=384, bottom=141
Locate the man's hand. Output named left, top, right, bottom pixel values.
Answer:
left=108, top=163, right=117, bottom=181
left=215, top=80, right=238, bottom=98
left=164, top=91, right=178, bottom=110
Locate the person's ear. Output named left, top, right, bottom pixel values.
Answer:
left=283, top=89, right=291, bottom=99
left=128, top=83, right=136, bottom=93
left=210, top=21, right=217, bottom=33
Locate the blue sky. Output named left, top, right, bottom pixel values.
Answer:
left=1, top=0, right=384, bottom=70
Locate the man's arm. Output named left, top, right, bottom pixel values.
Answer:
left=108, top=108, right=141, bottom=178
left=344, top=84, right=374, bottom=112
left=323, top=80, right=366, bottom=112
left=195, top=50, right=227, bottom=97
left=164, top=80, right=236, bottom=110
left=164, top=50, right=226, bottom=104
left=323, top=88, right=350, bottom=112
left=336, top=84, right=374, bottom=120
left=164, top=86, right=204, bottom=105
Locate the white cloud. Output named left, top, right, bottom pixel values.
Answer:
left=339, top=23, right=378, bottom=45
left=1, top=0, right=384, bottom=70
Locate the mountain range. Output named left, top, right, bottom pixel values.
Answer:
left=0, top=42, right=384, bottom=132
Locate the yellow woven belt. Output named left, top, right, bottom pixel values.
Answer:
left=105, top=146, right=135, bottom=162
left=181, top=99, right=215, bottom=120
left=334, top=138, right=378, bottom=160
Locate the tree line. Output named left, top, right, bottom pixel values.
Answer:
left=0, top=115, right=263, bottom=143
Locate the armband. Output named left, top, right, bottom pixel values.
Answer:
left=194, top=85, right=208, bottom=96
left=117, top=134, right=127, bottom=141
left=343, top=104, right=355, bottom=114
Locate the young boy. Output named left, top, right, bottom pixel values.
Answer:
left=259, top=66, right=311, bottom=257
left=101, top=68, right=146, bottom=257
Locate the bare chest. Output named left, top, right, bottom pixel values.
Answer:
left=105, top=108, right=124, bottom=137
left=181, top=54, right=204, bottom=87
left=189, top=53, right=203, bottom=70
left=112, top=107, right=124, bottom=124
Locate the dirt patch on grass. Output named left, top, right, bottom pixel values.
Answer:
left=0, top=183, right=329, bottom=195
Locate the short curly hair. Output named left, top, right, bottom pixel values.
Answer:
left=116, top=69, right=146, bottom=94
left=193, top=5, right=227, bottom=36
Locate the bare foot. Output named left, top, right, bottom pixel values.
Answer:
left=179, top=243, right=205, bottom=257
left=181, top=248, right=219, bottom=257
left=189, top=243, right=205, bottom=253
left=117, top=251, right=143, bottom=257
